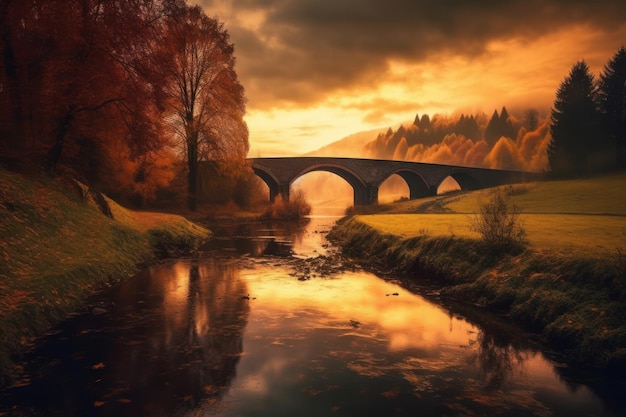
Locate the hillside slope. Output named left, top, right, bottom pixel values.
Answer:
left=305, top=127, right=387, bottom=157
left=0, top=167, right=209, bottom=385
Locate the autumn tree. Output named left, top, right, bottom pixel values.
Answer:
left=598, top=46, right=626, bottom=168
left=163, top=5, right=248, bottom=210
left=0, top=0, right=182, bottom=204
left=549, top=61, right=602, bottom=177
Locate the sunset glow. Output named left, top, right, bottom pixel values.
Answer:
left=194, top=0, right=626, bottom=156
left=2, top=2, right=626, bottom=415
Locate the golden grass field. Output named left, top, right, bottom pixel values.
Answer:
left=357, top=171, right=626, bottom=259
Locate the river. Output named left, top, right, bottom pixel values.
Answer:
left=1, top=213, right=624, bottom=416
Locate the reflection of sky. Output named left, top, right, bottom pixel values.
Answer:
left=290, top=216, right=340, bottom=257
left=242, top=268, right=475, bottom=350
left=192, top=265, right=608, bottom=417
left=7, top=252, right=612, bottom=416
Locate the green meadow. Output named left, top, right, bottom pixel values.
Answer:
left=330, top=171, right=626, bottom=373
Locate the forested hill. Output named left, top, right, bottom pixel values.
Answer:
left=310, top=107, right=552, bottom=173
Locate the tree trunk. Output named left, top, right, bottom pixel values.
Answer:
left=1, top=7, right=25, bottom=152
left=187, top=134, right=198, bottom=211
left=45, top=111, right=74, bottom=174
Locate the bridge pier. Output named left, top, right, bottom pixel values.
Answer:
left=366, top=184, right=378, bottom=205
left=278, top=183, right=290, bottom=202
left=352, top=183, right=378, bottom=205
left=269, top=183, right=290, bottom=203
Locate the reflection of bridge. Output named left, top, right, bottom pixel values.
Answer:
left=249, top=157, right=542, bottom=205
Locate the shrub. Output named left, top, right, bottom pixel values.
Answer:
left=469, top=187, right=527, bottom=248
left=260, top=189, right=311, bottom=220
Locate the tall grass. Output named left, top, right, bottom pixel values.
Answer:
left=260, top=189, right=311, bottom=220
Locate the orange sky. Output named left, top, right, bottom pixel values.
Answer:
left=193, top=0, right=626, bottom=156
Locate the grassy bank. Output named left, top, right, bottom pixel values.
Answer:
left=328, top=172, right=626, bottom=374
left=0, top=167, right=210, bottom=385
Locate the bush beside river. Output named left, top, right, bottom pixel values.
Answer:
left=0, top=167, right=210, bottom=386
left=328, top=173, right=626, bottom=375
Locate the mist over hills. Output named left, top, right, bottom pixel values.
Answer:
left=306, top=108, right=551, bottom=173
left=304, top=127, right=388, bottom=158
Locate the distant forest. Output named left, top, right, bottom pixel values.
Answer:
left=363, top=107, right=550, bottom=173
left=363, top=47, right=626, bottom=178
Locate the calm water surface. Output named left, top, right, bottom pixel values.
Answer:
left=1, top=214, right=624, bottom=416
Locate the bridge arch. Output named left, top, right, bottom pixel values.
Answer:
left=438, top=171, right=481, bottom=192
left=382, top=169, right=433, bottom=199
left=252, top=166, right=282, bottom=202
left=291, top=163, right=370, bottom=205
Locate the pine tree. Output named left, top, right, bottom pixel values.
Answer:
left=413, top=113, right=421, bottom=128
left=419, top=114, right=431, bottom=131
left=549, top=60, right=601, bottom=177
left=455, top=114, right=480, bottom=140
left=499, top=106, right=517, bottom=140
left=598, top=46, right=626, bottom=168
left=485, top=109, right=500, bottom=145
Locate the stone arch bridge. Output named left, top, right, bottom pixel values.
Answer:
left=249, top=157, right=542, bottom=206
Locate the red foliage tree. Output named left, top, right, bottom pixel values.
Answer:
left=161, top=4, right=248, bottom=210
left=0, top=0, right=248, bottom=207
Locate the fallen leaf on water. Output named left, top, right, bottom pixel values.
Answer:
left=91, top=362, right=106, bottom=370
left=10, top=378, right=31, bottom=388
left=381, top=387, right=400, bottom=398
left=203, top=385, right=218, bottom=394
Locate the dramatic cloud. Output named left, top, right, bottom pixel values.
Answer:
left=194, top=0, right=626, bottom=155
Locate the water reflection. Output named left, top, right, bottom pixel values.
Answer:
left=2, top=216, right=624, bottom=417
left=202, top=215, right=339, bottom=258
left=473, top=330, right=528, bottom=391
left=2, top=258, right=250, bottom=416
left=188, top=266, right=616, bottom=417
left=202, top=219, right=312, bottom=257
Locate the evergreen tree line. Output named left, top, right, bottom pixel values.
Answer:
left=549, top=47, right=626, bottom=177
left=0, top=0, right=251, bottom=209
left=365, top=106, right=537, bottom=163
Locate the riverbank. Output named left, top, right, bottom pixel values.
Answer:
left=328, top=173, right=626, bottom=375
left=0, top=167, right=210, bottom=385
